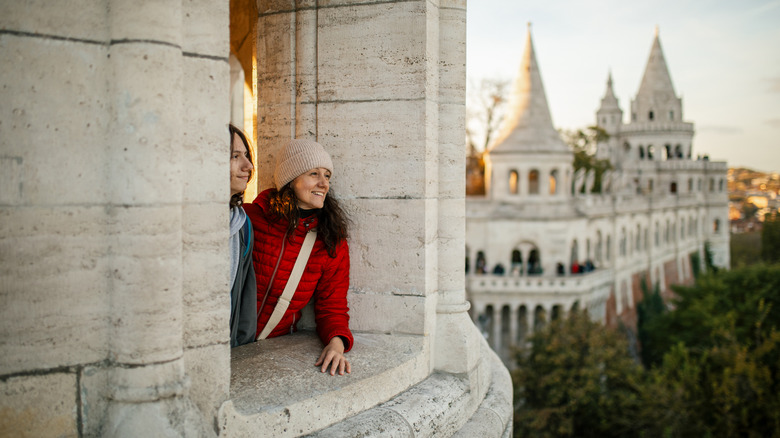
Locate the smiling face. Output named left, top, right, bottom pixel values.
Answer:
left=230, top=133, right=253, bottom=197
left=291, top=167, right=331, bottom=210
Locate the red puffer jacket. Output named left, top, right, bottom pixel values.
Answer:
left=243, top=189, right=353, bottom=352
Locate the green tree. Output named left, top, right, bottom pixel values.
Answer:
left=638, top=264, right=780, bottom=437
left=636, top=277, right=665, bottom=368
left=560, top=126, right=612, bottom=193
left=762, top=210, right=780, bottom=263
left=512, top=310, right=648, bottom=437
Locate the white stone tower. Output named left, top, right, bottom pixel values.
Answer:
left=622, top=28, right=694, bottom=165
left=595, top=72, right=624, bottom=164
left=485, top=24, right=573, bottom=204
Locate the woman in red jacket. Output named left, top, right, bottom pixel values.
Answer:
left=244, top=139, right=353, bottom=376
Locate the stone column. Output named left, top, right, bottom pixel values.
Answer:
left=103, top=1, right=203, bottom=435
left=509, top=306, right=519, bottom=349
left=492, top=305, right=502, bottom=352
left=433, top=0, right=482, bottom=376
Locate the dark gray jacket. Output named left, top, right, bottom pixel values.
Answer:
left=231, top=217, right=257, bottom=347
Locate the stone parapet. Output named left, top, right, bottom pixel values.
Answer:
left=468, top=269, right=612, bottom=297
left=220, top=332, right=430, bottom=436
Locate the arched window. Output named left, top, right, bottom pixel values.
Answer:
left=697, top=178, right=702, bottom=191
left=664, top=144, right=672, bottom=160
left=669, top=110, right=674, bottom=121
left=647, top=145, right=655, bottom=160
left=649, top=110, right=654, bottom=121
left=511, top=249, right=523, bottom=275
left=509, top=170, right=519, bottom=195
left=528, top=249, right=542, bottom=275
left=639, top=145, right=645, bottom=159
left=709, top=178, right=715, bottom=192
left=719, top=179, right=724, bottom=192
left=476, top=251, right=487, bottom=274
left=670, top=182, right=677, bottom=194
left=549, top=170, right=558, bottom=195
left=529, top=170, right=539, bottom=195
left=713, top=219, right=720, bottom=233
left=675, top=144, right=683, bottom=158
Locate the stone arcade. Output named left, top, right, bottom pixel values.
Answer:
left=466, top=27, right=730, bottom=366
left=0, top=1, right=511, bottom=436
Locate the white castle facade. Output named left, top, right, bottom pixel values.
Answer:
left=466, top=28, right=730, bottom=365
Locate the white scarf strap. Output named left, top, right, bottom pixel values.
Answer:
left=257, top=230, right=317, bottom=340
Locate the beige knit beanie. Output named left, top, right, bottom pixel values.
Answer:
left=273, top=139, right=334, bottom=189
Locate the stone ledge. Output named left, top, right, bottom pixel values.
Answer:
left=306, top=335, right=513, bottom=437
left=219, top=331, right=430, bottom=437
left=452, top=340, right=513, bottom=438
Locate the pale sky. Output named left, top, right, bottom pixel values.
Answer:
left=467, top=0, right=780, bottom=173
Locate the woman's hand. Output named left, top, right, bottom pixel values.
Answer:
left=315, top=337, right=351, bottom=376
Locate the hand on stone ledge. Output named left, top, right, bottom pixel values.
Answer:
left=315, top=336, right=351, bottom=376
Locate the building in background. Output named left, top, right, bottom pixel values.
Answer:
left=466, top=27, right=729, bottom=366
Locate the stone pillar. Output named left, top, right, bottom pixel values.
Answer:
left=492, top=305, right=502, bottom=352
left=103, top=1, right=206, bottom=435
left=432, top=0, right=482, bottom=376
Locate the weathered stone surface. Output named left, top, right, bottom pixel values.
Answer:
left=0, top=36, right=110, bottom=205
left=80, top=365, right=110, bottom=437
left=0, top=373, right=78, bottom=437
left=107, top=43, right=183, bottom=205
left=182, top=0, right=229, bottom=57
left=348, top=292, right=432, bottom=335
left=108, top=0, right=181, bottom=46
left=183, top=344, right=230, bottom=432
left=220, top=332, right=429, bottom=437
left=106, top=205, right=183, bottom=364
left=0, top=0, right=109, bottom=41
left=317, top=2, right=427, bottom=102
left=343, top=198, right=434, bottom=296
left=182, top=202, right=230, bottom=348
left=182, top=56, right=231, bottom=204
left=0, top=206, right=109, bottom=375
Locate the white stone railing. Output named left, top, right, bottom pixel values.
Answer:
left=467, top=269, right=612, bottom=295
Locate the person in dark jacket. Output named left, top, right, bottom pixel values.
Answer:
left=229, top=124, right=258, bottom=347
left=244, top=139, right=353, bottom=376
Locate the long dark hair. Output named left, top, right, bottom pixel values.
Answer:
left=268, top=184, right=350, bottom=257
left=229, top=124, right=254, bottom=208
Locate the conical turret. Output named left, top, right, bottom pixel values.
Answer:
left=630, top=28, right=682, bottom=123
left=596, top=71, right=623, bottom=134
left=489, top=24, right=569, bottom=154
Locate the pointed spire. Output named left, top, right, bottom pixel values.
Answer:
left=489, top=25, right=569, bottom=154
left=635, top=28, right=677, bottom=101
left=599, top=70, right=620, bottom=110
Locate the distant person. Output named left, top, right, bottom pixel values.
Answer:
left=228, top=124, right=258, bottom=347
left=244, top=139, right=353, bottom=376
left=492, top=263, right=505, bottom=275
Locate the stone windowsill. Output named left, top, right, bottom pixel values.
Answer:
left=219, top=331, right=430, bottom=437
